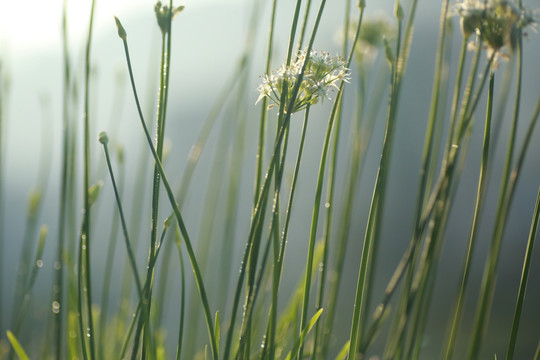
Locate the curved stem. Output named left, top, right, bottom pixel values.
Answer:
left=115, top=19, right=218, bottom=359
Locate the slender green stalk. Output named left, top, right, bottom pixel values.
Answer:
left=6, top=331, right=30, bottom=360
left=155, top=64, right=247, bottom=331
left=415, top=0, right=451, bottom=227
left=467, top=33, right=523, bottom=360
left=136, top=28, right=167, bottom=360
left=223, top=0, right=315, bottom=357
left=77, top=0, right=97, bottom=358
left=295, top=2, right=359, bottom=358
left=174, top=228, right=186, bottom=360
left=385, top=49, right=495, bottom=360
left=236, top=123, right=292, bottom=359
left=100, top=134, right=144, bottom=297
left=418, top=44, right=489, bottom=241
left=66, top=83, right=81, bottom=360
left=116, top=45, right=157, bottom=341
left=268, top=107, right=310, bottom=359
left=0, top=61, right=4, bottom=338
left=53, top=0, right=71, bottom=357
left=77, top=213, right=90, bottom=360
left=240, top=3, right=306, bottom=355
left=297, top=0, right=313, bottom=51
left=133, top=3, right=177, bottom=358
left=348, top=0, right=427, bottom=356
left=119, top=302, right=142, bottom=360
left=357, top=43, right=490, bottom=359
left=253, top=0, right=277, bottom=204
left=443, top=66, right=496, bottom=360
left=224, top=39, right=318, bottom=360
left=321, top=44, right=390, bottom=360
left=98, top=144, right=124, bottom=359
left=311, top=1, right=352, bottom=357
left=348, top=4, right=402, bottom=358
left=114, top=18, right=218, bottom=359
left=506, top=187, right=540, bottom=359
left=383, top=4, right=452, bottom=357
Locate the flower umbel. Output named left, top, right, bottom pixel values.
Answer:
left=455, top=0, right=535, bottom=50
left=256, top=50, right=350, bottom=114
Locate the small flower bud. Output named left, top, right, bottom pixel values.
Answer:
left=88, top=181, right=104, bottom=207
left=395, top=2, right=404, bottom=21
left=114, top=16, right=127, bottom=40
left=163, top=214, right=174, bottom=229
left=98, top=131, right=109, bottom=145
left=460, top=16, right=475, bottom=39
left=357, top=0, right=366, bottom=9
left=383, top=36, right=395, bottom=65
left=155, top=1, right=185, bottom=34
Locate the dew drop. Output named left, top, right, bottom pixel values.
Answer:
left=52, top=301, right=60, bottom=314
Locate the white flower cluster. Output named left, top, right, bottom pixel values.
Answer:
left=256, top=50, right=350, bottom=114
left=455, top=0, right=535, bottom=50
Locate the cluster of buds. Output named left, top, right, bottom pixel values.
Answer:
left=455, top=0, right=535, bottom=51
left=256, top=50, right=350, bottom=114
left=154, top=1, right=185, bottom=34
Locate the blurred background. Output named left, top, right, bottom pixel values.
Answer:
left=0, top=0, right=539, bottom=358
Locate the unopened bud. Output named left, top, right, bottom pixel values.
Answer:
left=98, top=131, right=109, bottom=145
left=114, top=17, right=127, bottom=40
left=383, top=36, right=395, bottom=65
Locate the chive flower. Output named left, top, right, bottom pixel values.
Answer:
left=256, top=49, right=350, bottom=114
left=455, top=0, right=535, bottom=51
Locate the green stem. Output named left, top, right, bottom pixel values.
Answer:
left=79, top=0, right=97, bottom=358
left=258, top=104, right=307, bottom=360
left=467, top=35, right=523, bottom=360
left=54, top=0, right=71, bottom=357
left=506, top=187, right=540, bottom=359
left=443, top=66, right=495, bottom=360
left=100, top=137, right=144, bottom=298
left=223, top=0, right=318, bottom=357
left=115, top=19, right=218, bottom=359
left=174, top=231, right=186, bottom=360
left=311, top=1, right=352, bottom=358
left=297, top=0, right=313, bottom=51
left=296, top=2, right=359, bottom=359
left=0, top=61, right=4, bottom=339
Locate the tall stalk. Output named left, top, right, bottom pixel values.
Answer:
left=310, top=1, right=352, bottom=358
left=506, top=186, right=540, bottom=360
left=0, top=58, right=5, bottom=340
left=442, top=64, right=495, bottom=360
left=54, top=1, right=71, bottom=357
left=223, top=0, right=305, bottom=358
left=467, top=32, right=523, bottom=360
left=76, top=0, right=98, bottom=358
left=114, top=17, right=218, bottom=359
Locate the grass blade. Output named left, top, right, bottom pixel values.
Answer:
left=6, top=331, right=29, bottom=360
left=285, top=309, right=323, bottom=360
left=506, top=187, right=540, bottom=359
